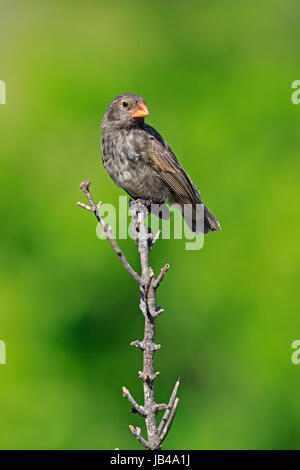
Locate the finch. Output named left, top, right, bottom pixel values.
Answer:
left=101, top=93, right=221, bottom=233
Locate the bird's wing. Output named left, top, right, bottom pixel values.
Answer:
left=142, top=124, right=201, bottom=204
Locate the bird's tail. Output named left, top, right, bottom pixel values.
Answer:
left=174, top=201, right=221, bottom=234
left=202, top=204, right=221, bottom=233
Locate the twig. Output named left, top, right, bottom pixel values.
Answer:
left=149, top=230, right=161, bottom=252
left=77, top=180, right=143, bottom=286
left=158, top=377, right=181, bottom=435
left=130, top=340, right=145, bottom=351
left=129, top=425, right=149, bottom=449
left=159, top=398, right=180, bottom=444
left=155, top=403, right=168, bottom=412
left=154, top=264, right=170, bottom=289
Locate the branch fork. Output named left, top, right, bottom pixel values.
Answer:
left=77, top=180, right=180, bottom=450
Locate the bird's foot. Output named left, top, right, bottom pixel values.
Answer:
left=134, top=198, right=162, bottom=208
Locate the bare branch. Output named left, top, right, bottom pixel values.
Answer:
left=149, top=230, right=161, bottom=251
left=147, top=277, right=157, bottom=318
left=78, top=180, right=180, bottom=450
left=143, top=268, right=155, bottom=301
left=77, top=180, right=143, bottom=286
left=130, top=340, right=145, bottom=351
left=129, top=425, right=149, bottom=449
left=138, top=371, right=149, bottom=382
left=154, top=264, right=170, bottom=288
left=76, top=201, right=93, bottom=211
left=159, top=398, right=180, bottom=444
left=158, top=377, right=181, bottom=435
left=139, top=299, right=148, bottom=318
left=153, top=307, right=164, bottom=318
left=122, top=387, right=146, bottom=417
left=154, top=403, right=168, bottom=413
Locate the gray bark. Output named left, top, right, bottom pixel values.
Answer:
left=78, top=180, right=180, bottom=450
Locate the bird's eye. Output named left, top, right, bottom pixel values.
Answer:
left=122, top=101, right=128, bottom=108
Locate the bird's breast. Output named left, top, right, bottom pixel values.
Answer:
left=101, top=129, right=169, bottom=201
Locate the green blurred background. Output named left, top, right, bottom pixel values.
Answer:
left=0, top=0, right=300, bottom=450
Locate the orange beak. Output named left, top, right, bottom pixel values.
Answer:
left=131, top=102, right=149, bottom=118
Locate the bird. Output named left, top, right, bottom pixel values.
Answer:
left=101, top=93, right=221, bottom=234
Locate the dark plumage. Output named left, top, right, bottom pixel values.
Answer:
left=101, top=93, right=221, bottom=233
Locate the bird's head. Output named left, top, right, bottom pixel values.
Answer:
left=102, top=93, right=149, bottom=129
